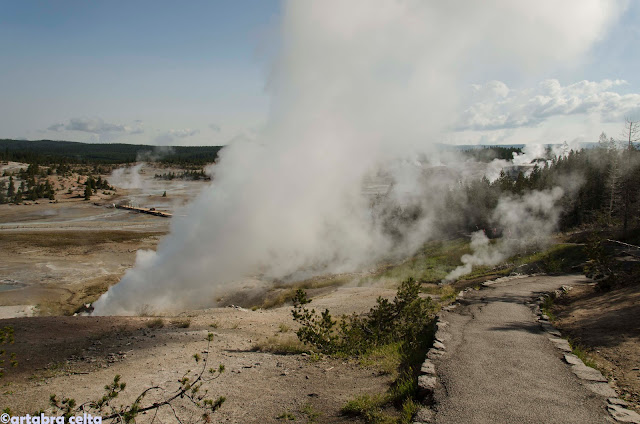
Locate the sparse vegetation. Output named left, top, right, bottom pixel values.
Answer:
left=146, top=318, right=165, bottom=329
left=538, top=289, right=602, bottom=372
left=342, top=382, right=422, bottom=424
left=342, top=394, right=391, bottom=424
left=171, top=318, right=191, bottom=328
left=292, top=278, right=437, bottom=423
left=359, top=343, right=403, bottom=376
left=0, top=231, right=162, bottom=249
left=366, top=239, right=584, bottom=289
left=292, top=277, right=436, bottom=355
left=568, top=341, right=599, bottom=370
left=300, top=403, right=321, bottom=423
left=369, top=239, right=472, bottom=284
left=256, top=275, right=350, bottom=309
left=48, top=334, right=225, bottom=423
left=277, top=411, right=296, bottom=421
left=0, top=326, right=17, bottom=378
left=541, top=295, right=556, bottom=321
left=252, top=335, right=308, bottom=355
left=583, top=237, right=617, bottom=291
left=278, top=323, right=291, bottom=333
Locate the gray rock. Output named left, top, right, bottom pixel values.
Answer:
left=607, top=404, right=640, bottom=423
left=420, top=360, right=436, bottom=375
left=413, top=407, right=434, bottom=423
left=609, top=398, right=630, bottom=407
left=436, top=322, right=449, bottom=333
left=545, top=327, right=562, bottom=337
left=427, top=350, right=444, bottom=360
left=571, top=363, right=607, bottom=382
left=540, top=322, right=554, bottom=331
left=584, top=382, right=617, bottom=397
left=564, top=353, right=582, bottom=366
left=417, top=375, right=437, bottom=400
left=433, top=341, right=446, bottom=351
left=435, top=329, right=449, bottom=343
left=549, top=338, right=572, bottom=352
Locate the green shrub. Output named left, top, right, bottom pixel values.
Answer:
left=294, top=278, right=437, bottom=424
left=292, top=277, right=436, bottom=356
left=583, top=238, right=616, bottom=290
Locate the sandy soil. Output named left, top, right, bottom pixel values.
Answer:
left=0, top=287, right=398, bottom=423
left=0, top=167, right=404, bottom=421
left=0, top=228, right=164, bottom=315
left=553, top=281, right=640, bottom=411
left=0, top=165, right=207, bottom=316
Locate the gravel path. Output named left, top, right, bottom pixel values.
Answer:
left=433, top=275, right=613, bottom=424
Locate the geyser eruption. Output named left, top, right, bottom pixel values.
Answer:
left=92, top=0, right=623, bottom=315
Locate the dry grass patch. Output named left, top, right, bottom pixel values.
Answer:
left=0, top=230, right=163, bottom=248
left=146, top=318, right=165, bottom=329
left=170, top=318, right=191, bottom=328
left=258, top=275, right=351, bottom=309
left=252, top=335, right=308, bottom=355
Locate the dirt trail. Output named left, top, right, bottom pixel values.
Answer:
left=433, top=275, right=612, bottom=424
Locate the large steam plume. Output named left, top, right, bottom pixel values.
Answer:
left=92, top=0, right=623, bottom=315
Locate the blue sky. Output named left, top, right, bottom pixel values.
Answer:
left=0, top=0, right=279, bottom=145
left=1, top=1, right=639, bottom=146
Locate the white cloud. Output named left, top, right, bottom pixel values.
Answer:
left=154, top=128, right=200, bottom=145
left=47, top=117, right=144, bottom=135
left=209, top=124, right=221, bottom=132
left=458, top=79, right=640, bottom=131
left=168, top=128, right=200, bottom=138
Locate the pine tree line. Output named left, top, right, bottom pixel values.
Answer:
left=154, top=169, right=210, bottom=181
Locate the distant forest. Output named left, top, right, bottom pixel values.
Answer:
left=461, top=146, right=522, bottom=161
left=1, top=139, right=525, bottom=166
left=0, top=139, right=223, bottom=166
left=2, top=137, right=639, bottom=234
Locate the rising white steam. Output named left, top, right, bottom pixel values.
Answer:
left=109, top=163, right=146, bottom=189
left=109, top=147, right=176, bottom=190
left=92, top=0, right=623, bottom=315
left=444, top=187, right=565, bottom=282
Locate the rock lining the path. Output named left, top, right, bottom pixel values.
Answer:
left=534, top=289, right=638, bottom=423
